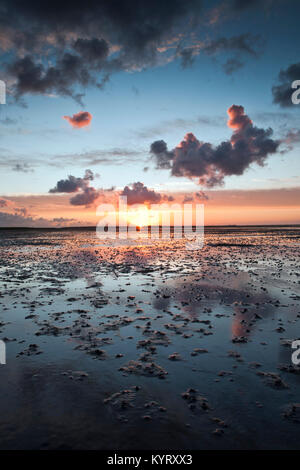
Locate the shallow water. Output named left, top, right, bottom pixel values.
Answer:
left=0, top=226, right=299, bottom=450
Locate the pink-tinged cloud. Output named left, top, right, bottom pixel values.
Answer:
left=150, top=104, right=280, bottom=188
left=63, top=111, right=92, bottom=128
left=227, top=104, right=252, bottom=131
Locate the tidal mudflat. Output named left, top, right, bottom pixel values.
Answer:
left=0, top=226, right=299, bottom=450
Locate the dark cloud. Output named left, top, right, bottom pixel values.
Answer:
left=150, top=140, right=174, bottom=169
left=2, top=0, right=203, bottom=101
left=203, top=34, right=261, bottom=57
left=49, top=170, right=101, bottom=206
left=208, top=0, right=275, bottom=24
left=49, top=175, right=84, bottom=193
left=223, top=57, right=243, bottom=75
left=73, top=38, right=109, bottom=67
left=8, top=53, right=96, bottom=104
left=1, top=1, right=265, bottom=100
left=6, top=39, right=109, bottom=103
left=49, top=169, right=95, bottom=193
left=178, top=48, right=196, bottom=69
left=231, top=0, right=261, bottom=11
left=150, top=104, right=280, bottom=187
left=176, top=33, right=261, bottom=71
left=70, top=186, right=99, bottom=206
left=63, top=111, right=92, bottom=128
left=121, top=182, right=163, bottom=205
left=272, top=62, right=300, bottom=107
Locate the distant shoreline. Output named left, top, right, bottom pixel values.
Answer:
left=0, top=224, right=299, bottom=231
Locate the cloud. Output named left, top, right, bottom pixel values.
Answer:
left=63, top=111, right=92, bottom=128
left=49, top=169, right=95, bottom=193
left=12, top=162, right=33, bottom=173
left=73, top=38, right=109, bottom=67
left=70, top=187, right=100, bottom=206
left=183, top=191, right=208, bottom=203
left=183, top=194, right=193, bottom=203
left=176, top=33, right=262, bottom=71
left=51, top=148, right=146, bottom=167
left=1, top=1, right=266, bottom=100
left=207, top=0, right=274, bottom=25
left=0, top=198, right=13, bottom=208
left=121, top=182, right=164, bottom=205
left=284, top=129, right=300, bottom=145
left=14, top=206, right=29, bottom=216
left=135, top=115, right=225, bottom=139
left=49, top=169, right=102, bottom=207
left=0, top=147, right=146, bottom=175
left=3, top=0, right=203, bottom=101
left=150, top=104, right=280, bottom=187
left=203, top=34, right=261, bottom=57
left=231, top=0, right=261, bottom=11
left=195, top=190, right=209, bottom=200
left=0, top=200, right=31, bottom=218
left=7, top=39, right=110, bottom=104
left=53, top=217, right=76, bottom=223
left=0, top=210, right=75, bottom=228
left=272, top=62, right=300, bottom=107
left=178, top=48, right=196, bottom=68
left=223, top=57, right=243, bottom=75
left=150, top=140, right=174, bottom=169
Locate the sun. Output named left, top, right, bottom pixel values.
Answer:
left=126, top=206, right=158, bottom=228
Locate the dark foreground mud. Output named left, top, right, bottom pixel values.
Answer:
left=0, top=226, right=299, bottom=450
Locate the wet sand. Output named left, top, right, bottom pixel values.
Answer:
left=0, top=226, right=299, bottom=450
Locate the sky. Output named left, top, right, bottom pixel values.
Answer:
left=0, top=0, right=300, bottom=226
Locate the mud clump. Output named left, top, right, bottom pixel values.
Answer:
left=282, top=403, right=300, bottom=423
left=181, top=388, right=210, bottom=412
left=17, top=343, right=42, bottom=357
left=257, top=371, right=289, bottom=389
left=119, top=359, right=168, bottom=379
left=104, top=388, right=137, bottom=410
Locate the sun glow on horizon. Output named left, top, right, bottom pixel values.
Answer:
left=126, top=207, right=157, bottom=228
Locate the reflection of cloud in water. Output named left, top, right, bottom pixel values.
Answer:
left=153, top=296, right=170, bottom=311
left=152, top=272, right=275, bottom=341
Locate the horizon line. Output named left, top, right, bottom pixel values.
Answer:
left=0, top=223, right=300, bottom=230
